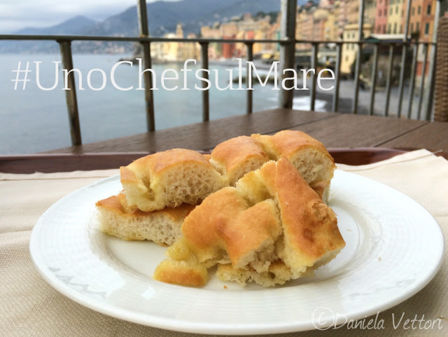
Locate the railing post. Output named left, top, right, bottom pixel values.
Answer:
left=58, top=40, right=82, bottom=146
left=245, top=42, right=254, bottom=114
left=200, top=42, right=210, bottom=122
left=384, top=44, right=394, bottom=117
left=397, top=0, right=412, bottom=118
left=332, top=43, right=342, bottom=112
left=352, top=0, right=365, bottom=114
left=425, top=0, right=443, bottom=120
left=407, top=43, right=419, bottom=119
left=417, top=43, right=429, bottom=120
left=369, top=44, right=379, bottom=115
left=279, top=0, right=297, bottom=109
left=137, top=0, right=155, bottom=131
left=310, top=43, right=318, bottom=111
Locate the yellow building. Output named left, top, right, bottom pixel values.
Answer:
left=182, top=33, right=200, bottom=60
left=323, top=9, right=337, bottom=41
left=296, top=6, right=315, bottom=42
left=387, top=0, right=405, bottom=34
left=364, top=0, right=377, bottom=26
left=341, top=23, right=372, bottom=74
left=151, top=24, right=199, bottom=62
left=347, top=0, right=360, bottom=24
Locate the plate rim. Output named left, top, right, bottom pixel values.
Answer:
left=29, top=171, right=445, bottom=335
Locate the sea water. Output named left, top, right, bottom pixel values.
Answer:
left=0, top=54, right=324, bottom=154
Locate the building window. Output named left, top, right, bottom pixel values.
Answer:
left=417, top=22, right=420, bottom=32
left=427, top=5, right=431, bottom=15
left=394, top=23, right=397, bottom=34
left=418, top=6, right=421, bottom=14
left=410, top=23, right=414, bottom=32
left=412, top=7, right=415, bottom=16
left=396, top=6, right=399, bottom=14
left=383, top=24, right=386, bottom=33
left=388, top=24, right=391, bottom=33
left=425, top=23, right=430, bottom=35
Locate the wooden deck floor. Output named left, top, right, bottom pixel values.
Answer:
left=47, top=109, right=446, bottom=153
left=1, top=109, right=447, bottom=173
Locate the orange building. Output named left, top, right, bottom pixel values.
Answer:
left=221, top=36, right=236, bottom=59
left=404, top=0, right=437, bottom=77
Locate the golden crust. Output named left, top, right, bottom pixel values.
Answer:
left=252, top=130, right=335, bottom=199
left=252, top=130, right=333, bottom=162
left=181, top=187, right=244, bottom=254
left=210, top=136, right=269, bottom=184
left=120, top=148, right=213, bottom=186
left=95, top=194, right=194, bottom=220
left=104, top=129, right=343, bottom=287
left=219, top=199, right=281, bottom=267
left=155, top=157, right=345, bottom=287
left=259, top=158, right=345, bottom=266
left=122, top=148, right=211, bottom=178
left=119, top=166, right=138, bottom=184
left=180, top=186, right=281, bottom=267
left=154, top=260, right=208, bottom=287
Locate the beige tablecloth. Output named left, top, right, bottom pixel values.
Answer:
left=1, top=150, right=447, bottom=336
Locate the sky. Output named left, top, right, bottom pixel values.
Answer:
left=0, top=0, right=158, bottom=33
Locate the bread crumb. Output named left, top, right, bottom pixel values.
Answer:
left=378, top=257, right=382, bottom=261
left=223, top=285, right=228, bottom=289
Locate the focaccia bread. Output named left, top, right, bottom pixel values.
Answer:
left=119, top=131, right=333, bottom=214
left=209, top=130, right=335, bottom=199
left=252, top=130, right=335, bottom=199
left=210, top=135, right=269, bottom=185
left=154, top=158, right=345, bottom=287
left=120, top=148, right=225, bottom=212
left=96, top=193, right=194, bottom=246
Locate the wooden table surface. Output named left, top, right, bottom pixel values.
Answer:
left=1, top=109, right=447, bottom=173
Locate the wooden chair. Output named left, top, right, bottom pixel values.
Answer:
left=434, top=16, right=448, bottom=122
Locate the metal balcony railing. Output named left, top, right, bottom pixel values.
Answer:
left=0, top=0, right=444, bottom=147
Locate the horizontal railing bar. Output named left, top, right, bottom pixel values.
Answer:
left=0, top=34, right=436, bottom=46
left=294, top=40, right=435, bottom=46
left=0, top=34, right=287, bottom=44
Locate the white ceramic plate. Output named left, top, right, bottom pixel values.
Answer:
left=30, top=170, right=444, bottom=335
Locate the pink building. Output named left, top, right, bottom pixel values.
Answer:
left=375, top=0, right=389, bottom=33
